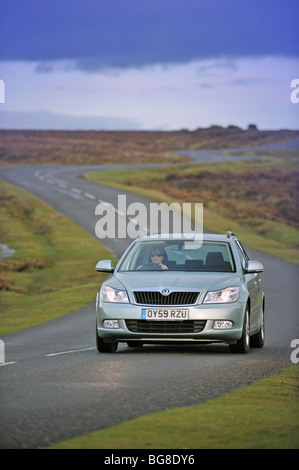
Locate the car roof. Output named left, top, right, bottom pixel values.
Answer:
left=136, top=232, right=235, bottom=242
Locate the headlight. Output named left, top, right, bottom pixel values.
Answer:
left=101, top=285, right=129, bottom=303
left=203, top=286, right=239, bottom=304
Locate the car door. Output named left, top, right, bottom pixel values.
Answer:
left=235, top=240, right=259, bottom=331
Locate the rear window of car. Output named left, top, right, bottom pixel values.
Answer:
left=118, top=240, right=236, bottom=272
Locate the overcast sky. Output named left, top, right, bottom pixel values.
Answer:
left=0, top=0, right=298, bottom=130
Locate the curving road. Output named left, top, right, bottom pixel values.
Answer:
left=0, top=142, right=298, bottom=449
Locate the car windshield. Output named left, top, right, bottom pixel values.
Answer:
left=118, top=240, right=235, bottom=272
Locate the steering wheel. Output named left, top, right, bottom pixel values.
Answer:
left=139, top=263, right=161, bottom=270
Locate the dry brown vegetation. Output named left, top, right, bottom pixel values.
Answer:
left=162, top=169, right=299, bottom=230
left=1, top=127, right=299, bottom=165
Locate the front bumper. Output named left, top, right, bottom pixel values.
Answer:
left=96, top=299, right=246, bottom=345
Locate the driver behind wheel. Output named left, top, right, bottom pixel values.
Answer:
left=137, top=247, right=168, bottom=270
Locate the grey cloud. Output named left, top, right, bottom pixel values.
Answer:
left=229, top=78, right=268, bottom=86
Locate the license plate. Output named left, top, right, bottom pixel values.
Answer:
left=141, top=308, right=189, bottom=321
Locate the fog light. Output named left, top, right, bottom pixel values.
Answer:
left=103, top=320, right=119, bottom=329
left=213, top=320, right=234, bottom=329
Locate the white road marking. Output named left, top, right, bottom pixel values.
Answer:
left=46, top=347, right=96, bottom=357
left=115, top=209, right=125, bottom=216
left=58, top=183, right=67, bottom=189
left=0, top=362, right=17, bottom=367
left=57, top=188, right=82, bottom=199
left=47, top=179, right=55, bottom=184
left=34, top=170, right=45, bottom=180
left=71, top=188, right=82, bottom=194
left=128, top=217, right=139, bottom=225
left=84, top=193, right=96, bottom=199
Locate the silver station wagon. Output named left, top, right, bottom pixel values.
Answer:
left=95, top=232, right=265, bottom=353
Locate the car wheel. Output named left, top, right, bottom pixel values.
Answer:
left=96, top=329, right=118, bottom=353
left=250, top=307, right=265, bottom=348
left=229, top=305, right=250, bottom=354
left=127, top=341, right=143, bottom=348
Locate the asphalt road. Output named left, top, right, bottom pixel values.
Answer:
left=0, top=143, right=299, bottom=449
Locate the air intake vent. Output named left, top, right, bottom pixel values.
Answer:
left=125, top=320, right=206, bottom=334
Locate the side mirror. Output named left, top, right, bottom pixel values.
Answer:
left=95, top=260, right=114, bottom=273
left=244, top=260, right=264, bottom=274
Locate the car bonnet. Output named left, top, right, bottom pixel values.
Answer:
left=113, top=271, right=241, bottom=301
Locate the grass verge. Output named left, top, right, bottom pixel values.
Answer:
left=84, top=150, right=299, bottom=263
left=50, top=365, right=299, bottom=449
left=0, top=179, right=115, bottom=335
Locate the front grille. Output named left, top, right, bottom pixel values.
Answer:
left=125, top=320, right=206, bottom=334
left=133, top=291, right=200, bottom=305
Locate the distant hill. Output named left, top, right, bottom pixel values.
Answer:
left=0, top=127, right=298, bottom=165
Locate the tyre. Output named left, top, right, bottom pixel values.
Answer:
left=250, top=307, right=265, bottom=348
left=96, top=330, right=118, bottom=353
left=229, top=306, right=250, bottom=354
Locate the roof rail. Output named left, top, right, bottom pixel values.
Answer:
left=226, top=231, right=236, bottom=238
left=138, top=230, right=159, bottom=238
